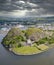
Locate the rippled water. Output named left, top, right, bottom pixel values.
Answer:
left=0, top=34, right=54, bottom=65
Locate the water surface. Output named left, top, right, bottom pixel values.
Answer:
left=0, top=34, right=54, bottom=65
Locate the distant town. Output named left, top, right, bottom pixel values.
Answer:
left=0, top=22, right=54, bottom=31
left=0, top=16, right=54, bottom=31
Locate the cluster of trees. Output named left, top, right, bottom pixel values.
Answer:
left=2, top=27, right=54, bottom=49
left=36, top=35, right=54, bottom=45
left=25, top=27, right=45, bottom=41
left=2, top=28, right=26, bottom=48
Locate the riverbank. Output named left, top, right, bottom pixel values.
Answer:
left=10, top=44, right=49, bottom=55
left=1, top=27, right=50, bottom=55
left=1, top=34, right=54, bottom=65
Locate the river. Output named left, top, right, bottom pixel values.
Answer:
left=0, top=34, right=54, bottom=65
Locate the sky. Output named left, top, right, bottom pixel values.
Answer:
left=0, top=0, right=54, bottom=18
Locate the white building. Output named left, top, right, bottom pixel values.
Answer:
left=26, top=39, right=32, bottom=46
left=1, top=27, right=10, bottom=31
left=36, top=23, right=54, bottom=30
left=15, top=24, right=24, bottom=28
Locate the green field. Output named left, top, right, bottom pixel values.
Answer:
left=12, top=44, right=48, bottom=55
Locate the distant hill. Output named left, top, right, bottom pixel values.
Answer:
left=0, top=16, right=54, bottom=25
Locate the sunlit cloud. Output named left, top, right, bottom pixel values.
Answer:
left=0, top=10, right=28, bottom=17
left=0, top=0, right=54, bottom=18
left=15, top=0, right=25, bottom=4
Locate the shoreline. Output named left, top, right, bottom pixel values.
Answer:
left=2, top=43, right=49, bottom=56
left=9, top=47, right=49, bottom=56
left=2, top=28, right=52, bottom=55
left=10, top=44, right=54, bottom=56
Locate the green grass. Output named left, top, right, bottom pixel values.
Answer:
left=12, top=44, right=49, bottom=55
left=12, top=46, right=42, bottom=55
left=38, top=44, right=49, bottom=50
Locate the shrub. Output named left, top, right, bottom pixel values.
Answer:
left=18, top=43, right=22, bottom=48
left=25, top=27, right=44, bottom=41
left=37, top=37, right=48, bottom=45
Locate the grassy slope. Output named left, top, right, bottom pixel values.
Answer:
left=38, top=44, right=49, bottom=50
left=12, top=44, right=49, bottom=55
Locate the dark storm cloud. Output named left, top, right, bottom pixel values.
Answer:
left=0, top=0, right=22, bottom=11
left=0, top=0, right=54, bottom=17
left=0, top=0, right=40, bottom=11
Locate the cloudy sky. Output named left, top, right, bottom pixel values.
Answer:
left=0, top=0, right=54, bottom=18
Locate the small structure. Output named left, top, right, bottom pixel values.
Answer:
left=1, top=27, right=10, bottom=31
left=15, top=24, right=24, bottom=28
left=26, top=39, right=32, bottom=46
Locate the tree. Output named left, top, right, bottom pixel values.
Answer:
left=2, top=28, right=24, bottom=48
left=25, top=27, right=45, bottom=41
